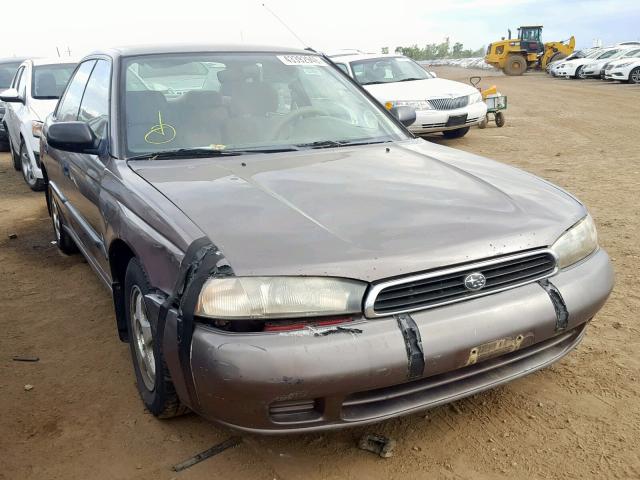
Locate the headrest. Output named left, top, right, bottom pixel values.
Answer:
left=35, top=72, right=58, bottom=97
left=125, top=91, right=168, bottom=122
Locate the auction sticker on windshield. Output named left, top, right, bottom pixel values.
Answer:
left=277, top=55, right=327, bottom=66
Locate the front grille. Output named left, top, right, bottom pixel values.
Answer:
left=428, top=96, right=469, bottom=110
left=366, top=250, right=557, bottom=317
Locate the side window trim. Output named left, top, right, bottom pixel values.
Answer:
left=12, top=67, right=24, bottom=89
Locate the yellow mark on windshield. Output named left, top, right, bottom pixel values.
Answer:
left=144, top=111, right=176, bottom=144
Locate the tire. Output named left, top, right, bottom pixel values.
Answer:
left=125, top=258, right=188, bottom=419
left=495, top=111, right=506, bottom=128
left=575, top=65, right=587, bottom=80
left=630, top=67, right=640, bottom=84
left=20, top=140, right=45, bottom=191
left=478, top=116, right=488, bottom=129
left=503, top=55, right=527, bottom=76
left=442, top=127, right=470, bottom=139
left=48, top=185, right=78, bottom=254
left=9, top=135, right=20, bottom=171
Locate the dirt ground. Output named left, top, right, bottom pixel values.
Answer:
left=1, top=68, right=639, bottom=480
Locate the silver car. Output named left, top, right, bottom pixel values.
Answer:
left=40, top=45, right=613, bottom=433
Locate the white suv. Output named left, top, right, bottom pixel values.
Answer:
left=0, top=58, right=76, bottom=190
left=329, top=53, right=486, bottom=138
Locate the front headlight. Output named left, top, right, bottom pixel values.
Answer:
left=616, top=62, right=631, bottom=68
left=195, top=276, right=366, bottom=319
left=32, top=120, right=43, bottom=138
left=551, top=215, right=598, bottom=269
left=391, top=100, right=432, bottom=111
left=468, top=92, right=483, bottom=104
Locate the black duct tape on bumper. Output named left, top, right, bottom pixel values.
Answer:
left=157, top=237, right=233, bottom=409
left=538, top=279, right=569, bottom=331
left=395, top=313, right=426, bottom=380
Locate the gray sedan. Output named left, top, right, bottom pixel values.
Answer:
left=40, top=44, right=613, bottom=433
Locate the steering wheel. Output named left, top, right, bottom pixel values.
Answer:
left=272, top=107, right=328, bottom=140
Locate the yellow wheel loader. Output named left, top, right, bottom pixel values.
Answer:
left=485, top=26, right=575, bottom=75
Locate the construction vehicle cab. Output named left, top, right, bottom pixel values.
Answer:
left=485, top=25, right=575, bottom=75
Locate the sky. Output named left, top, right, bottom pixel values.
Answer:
left=1, top=0, right=638, bottom=59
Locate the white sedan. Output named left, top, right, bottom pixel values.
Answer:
left=330, top=53, right=486, bottom=138
left=604, top=52, right=640, bottom=83
left=0, top=57, right=76, bottom=190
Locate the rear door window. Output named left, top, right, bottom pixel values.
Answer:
left=56, top=61, right=96, bottom=121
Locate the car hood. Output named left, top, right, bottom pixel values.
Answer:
left=129, top=139, right=585, bottom=281
left=29, top=98, right=58, bottom=122
left=564, top=58, right=595, bottom=65
left=608, top=58, right=639, bottom=67
left=363, top=78, right=477, bottom=102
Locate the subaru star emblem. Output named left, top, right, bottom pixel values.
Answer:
left=464, top=272, right=486, bottom=291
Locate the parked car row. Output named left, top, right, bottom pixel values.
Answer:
left=0, top=44, right=612, bottom=433
left=548, top=43, right=640, bottom=83
left=1, top=57, right=77, bottom=189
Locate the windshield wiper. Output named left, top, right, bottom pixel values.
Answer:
left=360, top=80, right=386, bottom=85
left=295, top=139, right=392, bottom=150
left=127, top=148, right=244, bottom=161
left=397, top=77, right=423, bottom=82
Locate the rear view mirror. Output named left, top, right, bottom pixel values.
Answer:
left=390, top=105, right=416, bottom=127
left=47, top=122, right=98, bottom=154
left=0, top=88, right=24, bottom=103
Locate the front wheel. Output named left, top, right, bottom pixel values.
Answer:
left=20, top=140, right=45, bottom=191
left=478, top=116, right=488, bottom=129
left=575, top=65, right=587, bottom=80
left=630, top=67, right=640, bottom=84
left=503, top=55, right=527, bottom=76
left=125, top=258, right=188, bottom=419
left=443, top=127, right=470, bottom=139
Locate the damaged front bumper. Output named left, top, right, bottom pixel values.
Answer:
left=151, top=249, right=613, bottom=433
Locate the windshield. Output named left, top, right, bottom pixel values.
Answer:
left=32, top=64, right=76, bottom=99
left=622, top=49, right=640, bottom=58
left=349, top=56, right=430, bottom=85
left=596, top=50, right=620, bottom=60
left=122, top=53, right=407, bottom=156
left=0, top=62, right=22, bottom=89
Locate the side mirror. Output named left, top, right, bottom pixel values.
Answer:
left=429, top=71, right=437, bottom=78
left=47, top=121, right=98, bottom=154
left=0, top=88, right=24, bottom=103
left=389, top=105, right=416, bottom=127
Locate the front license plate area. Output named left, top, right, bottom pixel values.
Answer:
left=466, top=333, right=532, bottom=366
left=446, top=114, right=468, bottom=127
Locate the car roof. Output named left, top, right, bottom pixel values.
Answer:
left=328, top=53, right=405, bottom=63
left=0, top=57, right=28, bottom=65
left=28, top=57, right=78, bottom=67
left=86, top=43, right=311, bottom=59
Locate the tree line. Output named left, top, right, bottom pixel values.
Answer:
left=382, top=38, right=485, bottom=60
